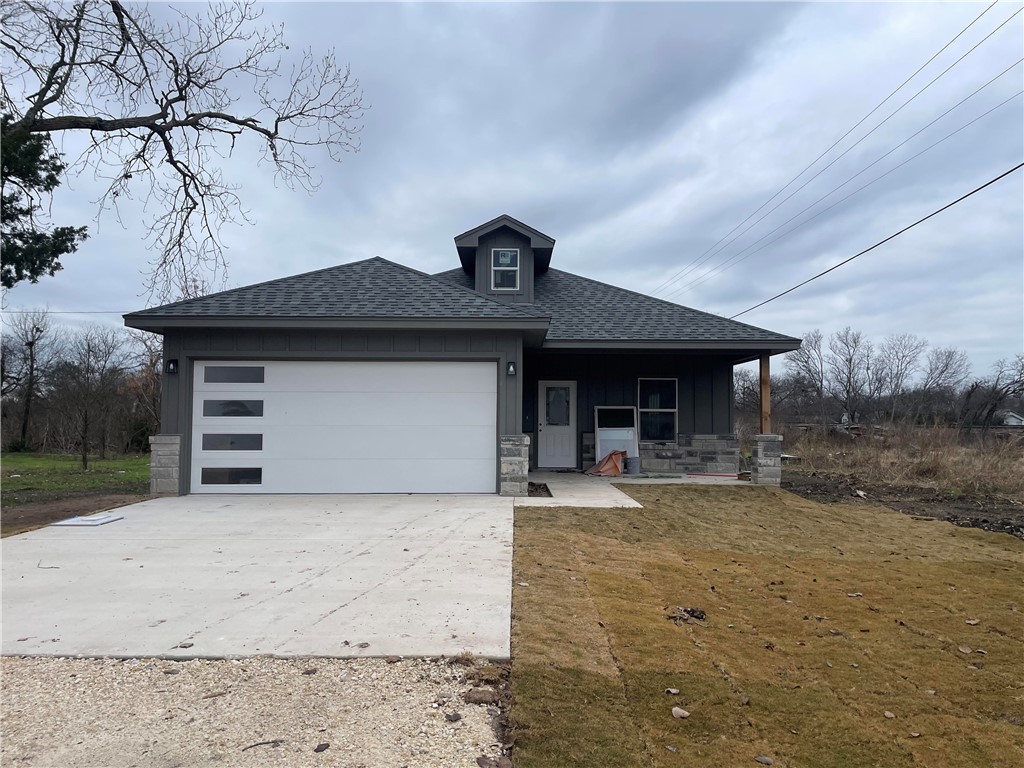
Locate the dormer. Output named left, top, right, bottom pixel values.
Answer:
left=454, top=215, right=555, bottom=304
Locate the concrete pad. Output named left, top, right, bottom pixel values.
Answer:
left=2, top=494, right=513, bottom=660
left=518, top=470, right=748, bottom=507
left=516, top=471, right=643, bottom=508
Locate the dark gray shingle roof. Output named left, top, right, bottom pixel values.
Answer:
left=127, top=257, right=538, bottom=321
left=433, top=267, right=798, bottom=344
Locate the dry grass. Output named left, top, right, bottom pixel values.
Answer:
left=510, top=484, right=1024, bottom=768
left=782, top=427, right=1024, bottom=498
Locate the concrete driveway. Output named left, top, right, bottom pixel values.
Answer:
left=1, top=495, right=513, bottom=660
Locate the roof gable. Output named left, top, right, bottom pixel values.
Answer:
left=454, top=214, right=555, bottom=273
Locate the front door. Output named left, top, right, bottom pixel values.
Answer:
left=538, top=380, right=576, bottom=468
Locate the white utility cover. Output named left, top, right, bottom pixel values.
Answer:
left=191, top=361, right=497, bottom=493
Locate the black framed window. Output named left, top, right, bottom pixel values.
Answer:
left=204, top=366, right=264, bottom=383
left=638, top=379, right=677, bottom=441
left=202, top=434, right=263, bottom=451
left=491, top=248, right=519, bottom=290
left=202, top=400, right=264, bottom=417
left=201, top=467, right=262, bottom=485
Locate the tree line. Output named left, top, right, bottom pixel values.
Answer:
left=1, top=310, right=160, bottom=465
left=736, top=327, right=1024, bottom=432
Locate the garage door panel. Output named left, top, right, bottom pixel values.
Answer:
left=191, top=361, right=498, bottom=494
left=195, top=361, right=494, bottom=394
left=194, top=425, right=496, bottom=461
left=193, top=393, right=495, bottom=428
left=193, top=458, right=496, bottom=494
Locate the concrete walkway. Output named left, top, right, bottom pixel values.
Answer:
left=2, top=494, right=513, bottom=660
left=518, top=470, right=747, bottom=508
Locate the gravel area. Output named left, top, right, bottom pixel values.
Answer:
left=1, top=656, right=508, bottom=767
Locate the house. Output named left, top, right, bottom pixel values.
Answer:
left=124, top=215, right=800, bottom=496
left=994, top=410, right=1024, bottom=426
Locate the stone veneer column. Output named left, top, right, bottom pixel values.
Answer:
left=149, top=434, right=182, bottom=495
left=751, top=434, right=783, bottom=486
left=499, top=435, right=530, bottom=496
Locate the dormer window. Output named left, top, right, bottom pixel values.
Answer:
left=491, top=249, right=519, bottom=291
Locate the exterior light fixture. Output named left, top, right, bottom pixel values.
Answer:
left=506, top=361, right=517, bottom=376
left=166, top=359, right=179, bottom=375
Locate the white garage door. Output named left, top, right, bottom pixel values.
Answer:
left=190, top=361, right=497, bottom=494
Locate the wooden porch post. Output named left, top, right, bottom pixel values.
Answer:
left=759, top=354, right=771, bottom=434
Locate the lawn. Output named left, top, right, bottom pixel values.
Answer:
left=1, top=453, right=150, bottom=534
left=510, top=485, right=1024, bottom=768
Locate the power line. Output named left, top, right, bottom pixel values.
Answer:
left=650, top=1, right=1013, bottom=298
left=728, top=162, right=1024, bottom=319
left=1, top=310, right=127, bottom=314
left=661, top=74, right=1023, bottom=300
left=655, top=4, right=1022, bottom=298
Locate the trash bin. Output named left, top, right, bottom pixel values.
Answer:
left=624, top=456, right=641, bottom=475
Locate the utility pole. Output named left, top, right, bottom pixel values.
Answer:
left=19, top=325, right=42, bottom=448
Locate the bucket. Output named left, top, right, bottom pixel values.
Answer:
left=624, top=456, right=641, bottom=475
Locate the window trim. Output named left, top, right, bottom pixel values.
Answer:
left=490, top=248, right=520, bottom=291
left=637, top=378, right=678, bottom=442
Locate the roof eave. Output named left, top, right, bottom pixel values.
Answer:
left=539, top=339, right=801, bottom=355
left=123, top=315, right=552, bottom=335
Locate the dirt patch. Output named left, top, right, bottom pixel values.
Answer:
left=782, top=469, right=1024, bottom=539
left=1, top=494, right=149, bottom=537
left=527, top=482, right=552, bottom=497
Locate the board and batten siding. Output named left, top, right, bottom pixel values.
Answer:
left=473, top=229, right=535, bottom=304
left=523, top=351, right=734, bottom=467
left=160, top=328, right=523, bottom=493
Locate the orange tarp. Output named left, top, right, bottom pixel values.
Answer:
left=586, top=450, right=628, bottom=477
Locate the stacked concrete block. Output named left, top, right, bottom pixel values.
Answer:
left=149, top=434, right=182, bottom=495
left=751, top=434, right=783, bottom=485
left=499, top=435, right=530, bottom=496
left=639, top=434, right=739, bottom=475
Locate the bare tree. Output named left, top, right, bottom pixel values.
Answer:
left=826, top=327, right=871, bottom=424
left=913, top=346, right=971, bottom=423
left=876, top=333, right=927, bottom=422
left=122, top=329, right=162, bottom=451
left=48, top=324, right=126, bottom=467
left=958, top=355, right=1024, bottom=432
left=1, top=0, right=364, bottom=298
left=0, top=308, right=59, bottom=448
left=785, top=329, right=828, bottom=424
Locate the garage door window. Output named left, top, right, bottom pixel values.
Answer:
left=202, top=434, right=263, bottom=451
left=202, top=400, right=264, bottom=417
left=204, top=366, right=265, bottom=383
left=201, top=467, right=262, bottom=485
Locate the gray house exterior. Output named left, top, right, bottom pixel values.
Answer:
left=125, top=215, right=800, bottom=496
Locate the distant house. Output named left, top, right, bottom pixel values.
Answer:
left=994, top=410, right=1024, bottom=426
left=125, top=215, right=800, bottom=496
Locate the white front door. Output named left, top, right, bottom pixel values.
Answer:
left=538, top=380, right=576, bottom=468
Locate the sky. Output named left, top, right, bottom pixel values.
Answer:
left=4, top=1, right=1023, bottom=376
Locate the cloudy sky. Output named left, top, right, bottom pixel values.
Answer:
left=5, top=1, right=1022, bottom=375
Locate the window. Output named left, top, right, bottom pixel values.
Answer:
left=638, top=378, right=677, bottom=441
left=202, top=434, right=263, bottom=451
left=595, top=406, right=639, bottom=460
left=491, top=248, right=519, bottom=290
left=202, top=399, right=264, bottom=417
left=201, top=467, right=262, bottom=485
left=204, top=366, right=264, bottom=383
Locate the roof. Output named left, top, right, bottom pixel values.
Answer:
left=124, top=257, right=546, bottom=331
left=432, top=267, right=800, bottom=347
